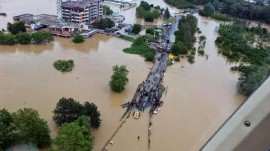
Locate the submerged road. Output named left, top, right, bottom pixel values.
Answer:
left=121, top=24, right=172, bottom=119
left=101, top=17, right=180, bottom=151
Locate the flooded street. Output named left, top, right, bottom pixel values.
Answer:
left=0, top=0, right=246, bottom=151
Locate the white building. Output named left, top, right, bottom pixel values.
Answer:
left=57, top=0, right=103, bottom=25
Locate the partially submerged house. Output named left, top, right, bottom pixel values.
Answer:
left=49, top=22, right=79, bottom=37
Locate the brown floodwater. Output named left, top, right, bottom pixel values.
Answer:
left=0, top=0, right=249, bottom=151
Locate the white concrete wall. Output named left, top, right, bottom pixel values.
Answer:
left=201, top=77, right=270, bottom=151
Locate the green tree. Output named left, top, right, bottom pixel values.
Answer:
left=12, top=108, right=51, bottom=148
left=146, top=28, right=155, bottom=35
left=171, top=41, right=188, bottom=55
left=164, top=8, right=171, bottom=19
left=110, top=65, right=129, bottom=92
left=103, top=5, right=113, bottom=15
left=140, top=1, right=151, bottom=10
left=7, top=22, right=26, bottom=34
left=92, top=18, right=115, bottom=29
left=53, top=98, right=101, bottom=128
left=83, top=102, right=101, bottom=129
left=136, top=1, right=161, bottom=22
left=0, top=109, right=16, bottom=149
left=216, top=23, right=270, bottom=96
left=51, top=117, right=93, bottom=151
left=239, top=65, right=269, bottom=96
left=72, top=34, right=85, bottom=43
left=200, top=2, right=215, bottom=16
left=53, top=98, right=84, bottom=126
left=132, top=24, right=142, bottom=34
left=173, top=15, right=198, bottom=59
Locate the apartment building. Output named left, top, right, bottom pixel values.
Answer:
left=58, top=0, right=103, bottom=25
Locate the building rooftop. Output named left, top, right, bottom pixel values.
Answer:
left=62, top=0, right=92, bottom=9
left=13, top=14, right=34, bottom=25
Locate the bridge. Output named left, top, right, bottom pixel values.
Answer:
left=101, top=21, right=176, bottom=151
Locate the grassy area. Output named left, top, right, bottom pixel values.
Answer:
left=123, top=36, right=155, bottom=62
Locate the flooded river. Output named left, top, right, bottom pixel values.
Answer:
left=0, top=0, right=247, bottom=151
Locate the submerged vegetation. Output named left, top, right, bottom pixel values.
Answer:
left=171, top=15, right=198, bottom=63
left=123, top=36, right=156, bottom=62
left=0, top=22, right=53, bottom=45
left=0, top=108, right=51, bottom=150
left=198, top=35, right=206, bottom=56
left=164, top=0, right=270, bottom=23
left=72, top=34, right=85, bottom=43
left=0, top=31, right=53, bottom=45
left=53, top=97, right=101, bottom=129
left=110, top=65, right=129, bottom=93
left=199, top=2, right=232, bottom=21
left=53, top=60, right=74, bottom=73
left=216, top=22, right=270, bottom=96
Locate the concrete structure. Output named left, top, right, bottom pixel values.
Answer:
left=200, top=77, right=270, bottom=151
left=13, top=14, right=80, bottom=37
left=49, top=22, right=79, bottom=37
left=58, top=0, right=103, bottom=25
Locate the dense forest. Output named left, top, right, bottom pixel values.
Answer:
left=216, top=22, right=270, bottom=96
left=165, top=0, right=270, bottom=23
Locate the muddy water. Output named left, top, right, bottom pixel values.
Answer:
left=0, top=34, right=151, bottom=150
left=0, top=0, right=247, bottom=151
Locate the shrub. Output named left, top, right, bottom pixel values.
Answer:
left=15, top=32, right=31, bottom=44
left=72, top=35, right=85, bottom=43
left=31, top=32, right=53, bottom=44
left=53, top=59, right=74, bottom=72
left=0, top=33, right=16, bottom=45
